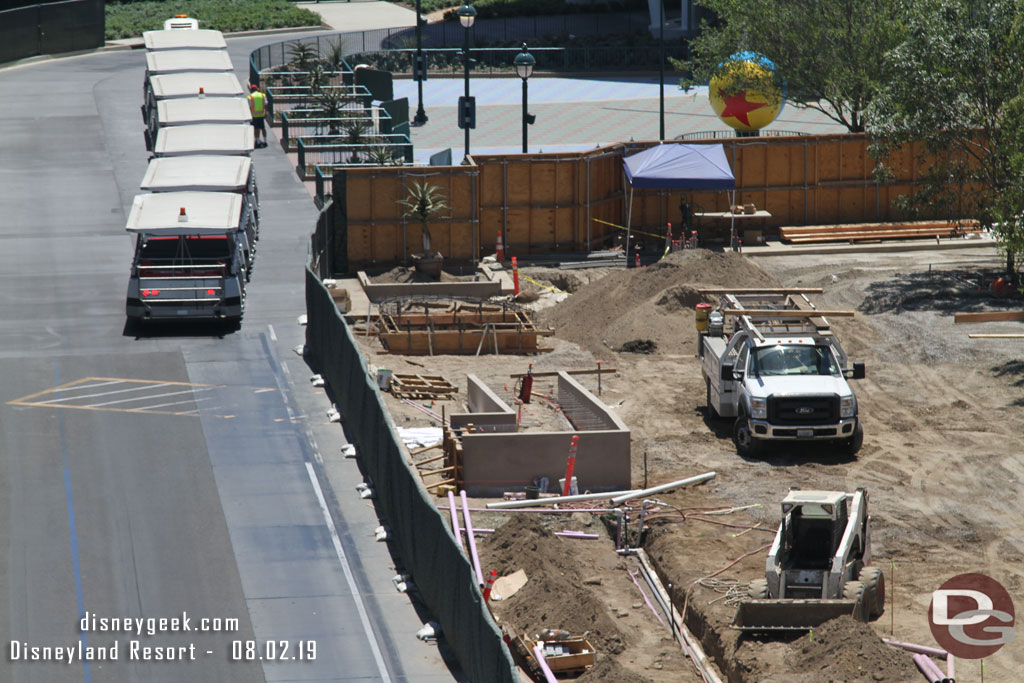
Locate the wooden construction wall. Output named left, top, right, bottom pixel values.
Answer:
left=341, top=134, right=968, bottom=269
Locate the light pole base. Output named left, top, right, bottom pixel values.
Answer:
left=413, top=110, right=428, bottom=125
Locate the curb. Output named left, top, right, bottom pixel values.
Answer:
left=0, top=24, right=328, bottom=71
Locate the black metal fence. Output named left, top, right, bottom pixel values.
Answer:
left=0, top=0, right=104, bottom=64
left=250, top=10, right=676, bottom=83
left=305, top=203, right=518, bottom=683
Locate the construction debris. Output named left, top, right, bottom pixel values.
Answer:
left=390, top=373, right=458, bottom=400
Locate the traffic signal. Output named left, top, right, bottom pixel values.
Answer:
left=458, top=96, right=476, bottom=129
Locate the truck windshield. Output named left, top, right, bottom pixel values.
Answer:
left=753, top=345, right=839, bottom=377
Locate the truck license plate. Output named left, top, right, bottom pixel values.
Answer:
left=797, top=429, right=813, bottom=438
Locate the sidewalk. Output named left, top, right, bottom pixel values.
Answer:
left=297, top=0, right=416, bottom=31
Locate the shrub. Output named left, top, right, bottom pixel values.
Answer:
left=105, top=0, right=321, bottom=40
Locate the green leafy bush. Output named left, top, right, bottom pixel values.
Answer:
left=105, top=0, right=321, bottom=40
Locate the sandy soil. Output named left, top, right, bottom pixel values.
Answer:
left=355, top=245, right=1024, bottom=682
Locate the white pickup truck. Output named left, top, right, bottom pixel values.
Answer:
left=699, top=291, right=865, bottom=457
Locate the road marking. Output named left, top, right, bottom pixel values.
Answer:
left=35, top=382, right=174, bottom=403
left=7, top=377, right=269, bottom=419
left=305, top=462, right=392, bottom=683
left=54, top=362, right=91, bottom=683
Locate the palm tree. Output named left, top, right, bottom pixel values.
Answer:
left=287, top=40, right=318, bottom=74
left=398, top=180, right=449, bottom=255
left=344, top=120, right=369, bottom=164
left=323, top=38, right=347, bottom=72
left=315, top=89, right=347, bottom=134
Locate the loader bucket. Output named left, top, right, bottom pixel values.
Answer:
left=731, top=599, right=861, bottom=632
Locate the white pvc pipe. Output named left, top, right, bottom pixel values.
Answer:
left=447, top=490, right=464, bottom=551
left=486, top=489, right=638, bottom=509
left=884, top=638, right=949, bottom=659
left=610, top=472, right=716, bottom=504
left=460, top=491, right=484, bottom=586
left=531, top=644, right=558, bottom=683
left=946, top=653, right=954, bottom=681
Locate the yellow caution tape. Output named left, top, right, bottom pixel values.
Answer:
left=521, top=274, right=571, bottom=295
left=592, top=218, right=674, bottom=241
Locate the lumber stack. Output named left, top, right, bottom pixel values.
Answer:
left=780, top=220, right=982, bottom=244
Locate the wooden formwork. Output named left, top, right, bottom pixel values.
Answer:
left=377, top=308, right=552, bottom=355
left=339, top=134, right=979, bottom=269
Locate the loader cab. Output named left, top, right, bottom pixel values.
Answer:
left=780, top=491, right=848, bottom=571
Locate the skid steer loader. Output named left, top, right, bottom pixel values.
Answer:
left=731, top=488, right=885, bottom=631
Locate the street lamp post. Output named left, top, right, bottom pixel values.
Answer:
left=513, top=44, right=535, bottom=153
left=457, top=4, right=476, bottom=163
left=413, top=0, right=427, bottom=125
left=659, top=0, right=665, bottom=140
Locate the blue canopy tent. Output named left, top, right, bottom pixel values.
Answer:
left=622, top=143, right=738, bottom=253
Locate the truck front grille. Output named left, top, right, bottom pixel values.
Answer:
left=768, top=396, right=838, bottom=425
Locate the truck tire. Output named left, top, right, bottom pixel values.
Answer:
left=842, top=580, right=868, bottom=622
left=837, top=421, right=864, bottom=456
left=705, top=379, right=719, bottom=419
left=733, top=413, right=763, bottom=458
left=858, top=567, right=885, bottom=619
left=747, top=578, right=769, bottom=599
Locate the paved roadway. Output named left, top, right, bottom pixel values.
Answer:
left=0, top=33, right=456, bottom=683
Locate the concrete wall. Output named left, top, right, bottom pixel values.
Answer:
left=357, top=270, right=500, bottom=302
left=459, top=372, right=630, bottom=496
left=558, top=372, right=627, bottom=432
left=449, top=374, right=517, bottom=433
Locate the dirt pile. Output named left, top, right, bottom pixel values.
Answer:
left=785, top=615, right=919, bottom=682
left=538, top=250, right=780, bottom=357
left=480, top=516, right=626, bottom=657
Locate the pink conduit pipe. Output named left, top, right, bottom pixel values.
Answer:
left=531, top=644, right=558, bottom=683
left=913, top=653, right=942, bottom=683
left=460, top=490, right=485, bottom=586
left=883, top=638, right=950, bottom=659
left=437, top=505, right=613, bottom=514
left=946, top=653, right=955, bottom=681
left=447, top=491, right=463, bottom=551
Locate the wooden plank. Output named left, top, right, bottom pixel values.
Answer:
left=954, top=311, right=1024, bottom=324
left=968, top=333, right=1024, bottom=338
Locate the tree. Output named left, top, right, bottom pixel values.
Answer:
left=398, top=181, right=449, bottom=254
left=674, top=0, right=910, bottom=132
left=866, top=0, right=1024, bottom=271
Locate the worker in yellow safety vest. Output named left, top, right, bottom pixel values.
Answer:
left=248, top=84, right=267, bottom=148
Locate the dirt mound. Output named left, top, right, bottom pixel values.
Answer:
left=481, top=516, right=626, bottom=656
left=539, top=250, right=780, bottom=357
left=785, top=616, right=919, bottom=682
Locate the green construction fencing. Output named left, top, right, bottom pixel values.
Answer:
left=304, top=203, right=518, bottom=683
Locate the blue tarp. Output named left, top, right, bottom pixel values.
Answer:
left=623, top=143, right=735, bottom=190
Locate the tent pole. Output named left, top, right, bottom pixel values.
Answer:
left=625, top=184, right=634, bottom=266
left=730, top=189, right=737, bottom=251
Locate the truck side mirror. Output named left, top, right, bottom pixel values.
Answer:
left=851, top=362, right=865, bottom=380
left=720, top=362, right=736, bottom=382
